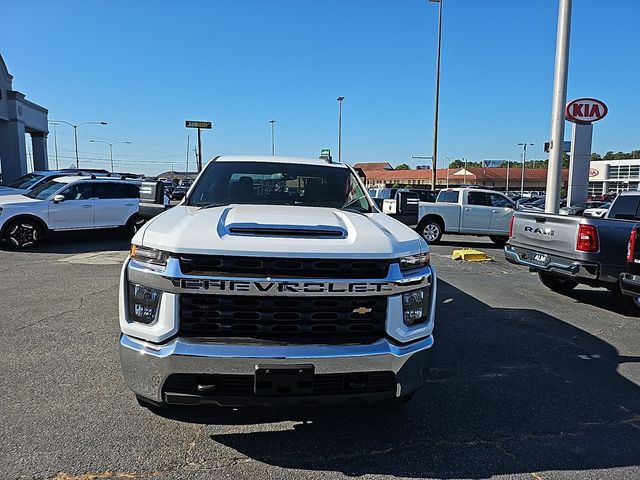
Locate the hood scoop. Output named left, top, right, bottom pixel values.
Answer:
left=228, top=224, right=347, bottom=238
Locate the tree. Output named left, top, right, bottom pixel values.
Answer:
left=395, top=164, right=410, bottom=170
left=562, top=153, right=570, bottom=169
left=591, top=153, right=601, bottom=162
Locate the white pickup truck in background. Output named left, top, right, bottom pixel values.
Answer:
left=416, top=188, right=517, bottom=245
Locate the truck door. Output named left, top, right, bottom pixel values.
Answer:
left=461, top=191, right=492, bottom=233
left=488, top=193, right=515, bottom=235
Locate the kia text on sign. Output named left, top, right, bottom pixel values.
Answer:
left=565, top=98, right=608, bottom=124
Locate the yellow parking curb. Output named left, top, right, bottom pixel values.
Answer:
left=451, top=248, right=492, bottom=262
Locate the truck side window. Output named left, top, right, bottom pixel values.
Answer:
left=489, top=193, right=512, bottom=208
left=437, top=191, right=459, bottom=203
left=467, top=192, right=489, bottom=206
left=608, top=196, right=640, bottom=220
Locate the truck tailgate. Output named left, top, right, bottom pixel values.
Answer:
left=510, top=212, right=582, bottom=258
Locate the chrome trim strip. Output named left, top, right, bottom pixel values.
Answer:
left=127, top=257, right=432, bottom=297
left=120, top=333, right=434, bottom=360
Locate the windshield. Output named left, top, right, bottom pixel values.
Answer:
left=5, top=173, right=46, bottom=190
left=187, top=161, right=371, bottom=212
left=24, top=180, right=66, bottom=200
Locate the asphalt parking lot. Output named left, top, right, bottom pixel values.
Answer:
left=1, top=233, right=639, bottom=480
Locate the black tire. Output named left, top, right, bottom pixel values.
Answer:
left=4, top=219, right=43, bottom=249
left=418, top=218, right=443, bottom=244
left=126, top=215, right=146, bottom=237
left=489, top=235, right=509, bottom=247
left=538, top=272, right=579, bottom=294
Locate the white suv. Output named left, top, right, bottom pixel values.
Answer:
left=0, top=176, right=144, bottom=248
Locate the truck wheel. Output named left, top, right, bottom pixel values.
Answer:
left=126, top=215, right=146, bottom=237
left=489, top=235, right=509, bottom=247
left=538, top=272, right=578, bottom=294
left=418, top=219, right=443, bottom=244
left=4, top=219, right=42, bottom=249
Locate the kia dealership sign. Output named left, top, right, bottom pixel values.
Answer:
left=589, top=168, right=599, bottom=177
left=565, top=98, right=608, bottom=124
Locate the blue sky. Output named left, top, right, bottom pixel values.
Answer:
left=3, top=0, right=639, bottom=175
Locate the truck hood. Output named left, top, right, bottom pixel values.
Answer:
left=138, top=204, right=426, bottom=258
left=0, top=194, right=39, bottom=206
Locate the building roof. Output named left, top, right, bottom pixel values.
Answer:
left=353, top=162, right=393, bottom=171
left=361, top=167, right=569, bottom=182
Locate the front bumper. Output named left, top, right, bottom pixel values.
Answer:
left=504, top=245, right=599, bottom=280
left=620, top=273, right=640, bottom=298
left=120, top=334, right=433, bottom=406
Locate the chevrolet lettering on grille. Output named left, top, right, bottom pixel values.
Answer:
left=170, top=278, right=395, bottom=295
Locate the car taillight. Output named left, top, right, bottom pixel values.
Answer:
left=576, top=224, right=599, bottom=252
left=509, top=215, right=515, bottom=238
left=628, top=229, right=638, bottom=263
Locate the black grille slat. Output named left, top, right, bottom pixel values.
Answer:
left=178, top=255, right=390, bottom=279
left=164, top=372, right=396, bottom=397
left=179, top=295, right=386, bottom=341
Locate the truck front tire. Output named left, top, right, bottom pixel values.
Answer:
left=418, top=218, right=443, bottom=244
left=538, top=272, right=579, bottom=294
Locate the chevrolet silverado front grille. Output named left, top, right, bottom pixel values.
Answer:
left=178, top=255, right=391, bottom=279
left=179, top=294, right=387, bottom=341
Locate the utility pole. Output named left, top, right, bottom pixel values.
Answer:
left=546, top=0, right=572, bottom=213
left=185, top=134, right=190, bottom=179
left=506, top=160, right=510, bottom=192
left=51, top=123, right=59, bottom=169
left=518, top=142, right=534, bottom=195
left=337, top=97, right=344, bottom=162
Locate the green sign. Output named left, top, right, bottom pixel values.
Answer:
left=185, top=120, right=212, bottom=129
left=320, top=148, right=331, bottom=157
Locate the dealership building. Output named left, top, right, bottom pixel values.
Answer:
left=588, top=159, right=640, bottom=195
left=354, top=162, right=569, bottom=192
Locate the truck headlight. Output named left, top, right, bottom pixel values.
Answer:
left=128, top=283, right=162, bottom=324
left=399, top=253, right=430, bottom=272
left=402, top=288, right=430, bottom=326
left=130, top=244, right=168, bottom=271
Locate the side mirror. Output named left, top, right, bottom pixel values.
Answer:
left=512, top=203, right=519, bottom=211
left=53, top=194, right=65, bottom=204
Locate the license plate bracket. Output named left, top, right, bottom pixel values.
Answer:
left=255, top=365, right=314, bottom=395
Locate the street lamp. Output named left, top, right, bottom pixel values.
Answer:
left=269, top=120, right=276, bottom=156
left=429, top=0, right=444, bottom=191
left=50, top=120, right=108, bottom=168
left=48, top=122, right=60, bottom=170
left=337, top=96, right=344, bottom=163
left=517, top=142, right=534, bottom=195
left=89, top=140, right=131, bottom=172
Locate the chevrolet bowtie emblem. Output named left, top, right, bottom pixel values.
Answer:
left=353, top=307, right=372, bottom=315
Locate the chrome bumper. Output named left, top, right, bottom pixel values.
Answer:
left=119, top=334, right=434, bottom=405
left=620, top=273, right=640, bottom=298
left=504, top=245, right=599, bottom=280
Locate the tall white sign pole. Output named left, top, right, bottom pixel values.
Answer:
left=545, top=0, right=572, bottom=214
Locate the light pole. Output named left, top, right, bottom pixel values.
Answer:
left=50, top=120, right=107, bottom=168
left=429, top=0, right=444, bottom=191
left=89, top=140, right=131, bottom=172
left=546, top=0, right=572, bottom=213
left=269, top=120, right=276, bottom=156
left=337, top=96, right=344, bottom=162
left=518, top=142, right=534, bottom=195
left=48, top=122, right=59, bottom=170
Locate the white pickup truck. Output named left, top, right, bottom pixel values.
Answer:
left=119, top=155, right=436, bottom=408
left=416, top=188, right=516, bottom=245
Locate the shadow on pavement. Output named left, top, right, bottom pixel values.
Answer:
left=156, top=280, right=640, bottom=478
left=437, top=238, right=499, bottom=250
left=0, top=229, right=131, bottom=254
